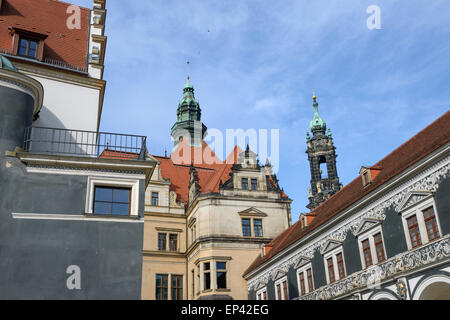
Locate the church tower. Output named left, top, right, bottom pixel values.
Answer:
left=306, top=92, right=341, bottom=210
left=171, top=76, right=207, bottom=147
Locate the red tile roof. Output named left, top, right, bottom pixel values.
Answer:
left=244, top=110, right=450, bottom=276
left=99, top=149, right=140, bottom=160
left=155, top=140, right=288, bottom=205
left=0, top=0, right=90, bottom=70
left=154, top=141, right=243, bottom=204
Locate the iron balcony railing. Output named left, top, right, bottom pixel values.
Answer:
left=23, top=126, right=147, bottom=160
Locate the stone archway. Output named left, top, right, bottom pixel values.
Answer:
left=413, top=275, right=450, bottom=300
left=369, top=291, right=398, bottom=300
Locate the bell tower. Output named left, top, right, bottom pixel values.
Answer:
left=171, top=76, right=207, bottom=147
left=306, top=92, right=341, bottom=210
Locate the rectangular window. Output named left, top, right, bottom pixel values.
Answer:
left=251, top=179, right=258, bottom=191
left=336, top=253, right=345, bottom=279
left=242, top=178, right=249, bottom=190
left=362, top=239, right=373, bottom=268
left=242, top=218, right=251, bottom=237
left=282, top=280, right=288, bottom=300
left=423, top=207, right=440, bottom=241
left=151, top=192, right=159, bottom=206
left=216, top=262, right=227, bottom=289
left=306, top=268, right=314, bottom=293
left=257, top=290, right=267, bottom=300
left=407, top=215, right=422, bottom=248
left=158, top=233, right=166, bottom=251
left=93, top=187, right=131, bottom=216
left=276, top=283, right=282, bottom=300
left=254, top=219, right=263, bottom=237
left=156, top=274, right=168, bottom=300
left=374, top=233, right=386, bottom=263
left=327, top=258, right=335, bottom=283
left=299, top=272, right=306, bottom=296
left=18, top=37, right=38, bottom=58
left=204, top=262, right=211, bottom=290
left=169, top=234, right=178, bottom=252
left=171, top=275, right=183, bottom=300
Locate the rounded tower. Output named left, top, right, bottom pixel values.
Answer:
left=0, top=55, right=43, bottom=153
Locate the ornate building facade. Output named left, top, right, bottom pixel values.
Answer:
left=141, top=79, right=292, bottom=300
left=244, top=110, right=450, bottom=300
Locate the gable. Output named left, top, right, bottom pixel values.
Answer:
left=396, top=191, right=433, bottom=212
left=321, top=239, right=343, bottom=255
left=355, top=218, right=382, bottom=236
left=238, top=207, right=268, bottom=217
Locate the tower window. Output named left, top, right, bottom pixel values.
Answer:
left=242, top=178, right=248, bottom=190
left=242, top=218, right=251, bottom=237
left=251, top=179, right=258, bottom=191
left=319, top=159, right=328, bottom=179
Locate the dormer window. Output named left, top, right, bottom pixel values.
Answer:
left=360, top=166, right=382, bottom=187
left=18, top=37, right=38, bottom=58
left=11, top=28, right=47, bottom=61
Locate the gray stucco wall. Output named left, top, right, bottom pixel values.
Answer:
left=0, top=156, right=145, bottom=299
left=311, top=248, right=327, bottom=289
left=435, top=176, right=450, bottom=235
left=382, top=205, right=408, bottom=259
left=342, top=230, right=362, bottom=275
left=287, top=266, right=299, bottom=299
left=0, top=84, right=145, bottom=299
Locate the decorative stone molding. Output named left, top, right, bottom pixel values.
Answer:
left=247, top=157, right=449, bottom=292
left=298, top=236, right=450, bottom=300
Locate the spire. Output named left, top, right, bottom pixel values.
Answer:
left=171, top=76, right=207, bottom=147
left=309, top=92, right=327, bottom=136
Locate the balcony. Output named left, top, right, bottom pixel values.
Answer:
left=23, top=126, right=147, bottom=160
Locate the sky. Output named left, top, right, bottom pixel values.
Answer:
left=71, top=0, right=450, bottom=222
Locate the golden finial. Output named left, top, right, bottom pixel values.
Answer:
left=312, top=89, right=316, bottom=100
left=187, top=75, right=190, bottom=83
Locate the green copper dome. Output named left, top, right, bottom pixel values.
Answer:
left=309, top=95, right=327, bottom=135
left=0, top=55, right=18, bottom=72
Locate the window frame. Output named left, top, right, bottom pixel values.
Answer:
left=253, top=218, right=263, bottom=237
left=251, top=178, right=258, bottom=191
left=151, top=191, right=159, bottom=206
left=158, top=232, right=167, bottom=251
left=85, top=177, right=140, bottom=217
left=171, top=274, right=183, bottom=300
left=155, top=273, right=169, bottom=300
left=323, top=246, right=346, bottom=284
left=401, top=197, right=442, bottom=250
left=242, top=178, right=249, bottom=190
left=274, top=276, right=289, bottom=300
left=241, top=218, right=252, bottom=237
left=93, top=186, right=131, bottom=216
left=18, top=37, right=39, bottom=59
left=256, top=287, right=267, bottom=300
left=357, top=225, right=387, bottom=269
left=216, top=261, right=228, bottom=290
left=296, top=263, right=314, bottom=296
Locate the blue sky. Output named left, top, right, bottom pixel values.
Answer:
left=72, top=0, right=450, bottom=222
